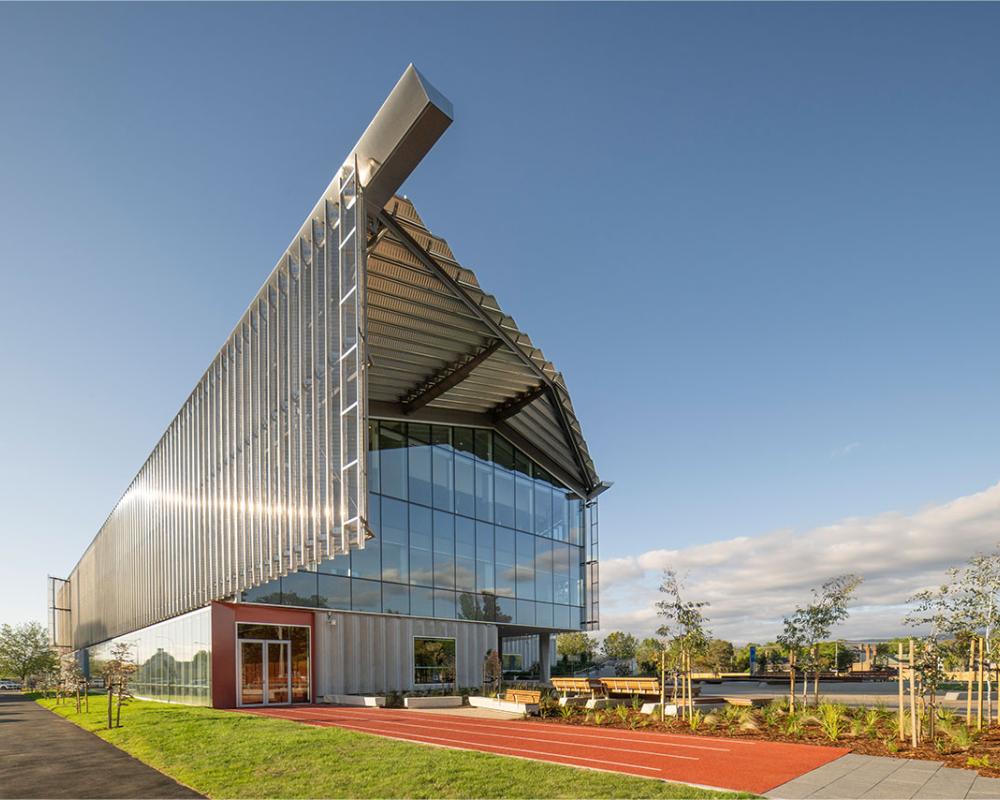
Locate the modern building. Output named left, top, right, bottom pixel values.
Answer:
left=48, top=66, right=607, bottom=709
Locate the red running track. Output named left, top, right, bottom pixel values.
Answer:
left=239, top=705, right=847, bottom=794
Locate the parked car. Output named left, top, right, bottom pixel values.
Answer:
left=0, top=680, right=22, bottom=690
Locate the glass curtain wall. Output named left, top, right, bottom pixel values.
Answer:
left=84, top=607, right=212, bottom=706
left=243, top=421, right=586, bottom=630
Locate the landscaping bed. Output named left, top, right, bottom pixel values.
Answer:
left=536, top=697, right=1000, bottom=778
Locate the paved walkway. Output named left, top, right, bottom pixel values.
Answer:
left=767, top=753, right=1000, bottom=799
left=241, top=704, right=847, bottom=794
left=0, top=692, right=201, bottom=799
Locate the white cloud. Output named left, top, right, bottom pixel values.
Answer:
left=599, top=482, right=1000, bottom=645
left=831, top=442, right=862, bottom=458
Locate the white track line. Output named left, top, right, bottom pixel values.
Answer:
left=315, top=717, right=665, bottom=774
left=336, top=706, right=760, bottom=747
left=309, top=706, right=729, bottom=754
left=268, top=707, right=699, bottom=762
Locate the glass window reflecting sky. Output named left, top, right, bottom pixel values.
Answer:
left=242, top=421, right=586, bottom=630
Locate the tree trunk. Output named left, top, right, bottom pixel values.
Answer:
left=107, top=686, right=113, bottom=730
left=789, top=652, right=796, bottom=713
left=116, top=691, right=122, bottom=728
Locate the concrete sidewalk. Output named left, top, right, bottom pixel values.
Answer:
left=768, top=753, right=1000, bottom=799
left=0, top=692, right=201, bottom=799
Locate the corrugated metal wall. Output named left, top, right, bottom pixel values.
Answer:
left=65, top=166, right=369, bottom=651
left=314, top=610, right=497, bottom=694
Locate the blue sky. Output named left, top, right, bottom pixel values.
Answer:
left=2, top=3, right=999, bottom=632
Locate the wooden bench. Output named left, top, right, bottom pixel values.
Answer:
left=551, top=677, right=606, bottom=698
left=504, top=689, right=542, bottom=705
left=599, top=677, right=702, bottom=699
left=599, top=677, right=661, bottom=697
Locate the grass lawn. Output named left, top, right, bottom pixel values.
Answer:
left=37, top=697, right=753, bottom=799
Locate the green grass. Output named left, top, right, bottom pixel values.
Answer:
left=37, top=698, right=752, bottom=799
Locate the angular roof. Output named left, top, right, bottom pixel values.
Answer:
left=366, top=196, right=601, bottom=496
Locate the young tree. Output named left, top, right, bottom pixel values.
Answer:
left=635, top=637, right=666, bottom=675
left=780, top=575, right=862, bottom=706
left=904, top=584, right=961, bottom=740
left=656, top=570, right=711, bottom=716
left=0, top=622, right=58, bottom=686
left=601, top=631, right=638, bottom=675
left=556, top=632, right=595, bottom=664
left=101, top=642, right=137, bottom=729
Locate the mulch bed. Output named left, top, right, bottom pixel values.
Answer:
left=536, top=712, right=1000, bottom=778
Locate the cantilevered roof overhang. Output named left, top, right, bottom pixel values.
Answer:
left=365, top=197, right=601, bottom=498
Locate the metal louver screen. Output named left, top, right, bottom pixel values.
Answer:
left=64, top=170, right=368, bottom=650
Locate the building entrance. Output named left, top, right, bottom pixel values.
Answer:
left=238, top=639, right=291, bottom=706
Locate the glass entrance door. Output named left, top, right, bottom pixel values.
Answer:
left=238, top=639, right=291, bottom=706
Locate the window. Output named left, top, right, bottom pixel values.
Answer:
left=368, top=421, right=587, bottom=630
left=502, top=653, right=522, bottom=672
left=381, top=497, right=408, bottom=584
left=414, top=637, right=456, bottom=685
left=379, top=421, right=408, bottom=500
left=408, top=423, right=432, bottom=506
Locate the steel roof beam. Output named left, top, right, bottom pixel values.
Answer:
left=491, top=383, right=548, bottom=422
left=401, top=339, right=502, bottom=414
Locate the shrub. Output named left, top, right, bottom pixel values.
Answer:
left=558, top=703, right=576, bottom=720
left=614, top=704, right=631, bottom=724
left=703, top=712, right=721, bottom=730
left=760, top=701, right=784, bottom=729
left=817, top=703, right=847, bottom=742
left=688, top=710, right=704, bottom=732
left=968, top=755, right=993, bottom=769
left=784, top=711, right=805, bottom=737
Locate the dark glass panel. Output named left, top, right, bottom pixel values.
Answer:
left=352, top=494, right=381, bottom=578
left=533, top=479, right=553, bottom=536
left=317, top=557, right=350, bottom=576
left=474, top=459, right=494, bottom=522
left=380, top=497, right=408, bottom=584
left=432, top=443, right=454, bottom=512
left=551, top=488, right=569, bottom=541
left=568, top=497, right=583, bottom=545
left=514, top=449, right=532, bottom=477
left=382, top=583, right=409, bottom=615
left=378, top=421, right=408, bottom=500
left=535, top=536, right=554, bottom=603
left=496, top=596, right=515, bottom=624
left=475, top=521, right=494, bottom=594
left=454, top=454, right=475, bottom=518
left=494, top=435, right=516, bottom=470
left=495, top=467, right=515, bottom=529
left=515, top=532, right=535, bottom=600
left=281, top=571, right=318, bottom=607
left=317, top=574, right=351, bottom=610
left=554, top=604, right=572, bottom=630
left=474, top=429, right=491, bottom=461
left=536, top=602, right=554, bottom=628
left=553, top=542, right=571, bottom=604
left=351, top=578, right=381, bottom=612
left=243, top=579, right=282, bottom=605
left=515, top=473, right=533, bottom=532
left=569, top=545, right=583, bottom=606
left=368, top=421, right=380, bottom=495
left=454, top=427, right=475, bottom=456
left=457, top=591, right=482, bottom=621
left=433, top=510, right=455, bottom=589
left=494, top=527, right=516, bottom=598
left=407, top=423, right=432, bottom=507
left=409, top=505, right=433, bottom=587
left=434, top=589, right=456, bottom=619
left=455, top=516, right=476, bottom=592
left=516, top=599, right=535, bottom=626
left=431, top=425, right=451, bottom=447
left=411, top=586, right=434, bottom=617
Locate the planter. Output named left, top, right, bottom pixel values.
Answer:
left=468, top=695, right=538, bottom=715
left=404, top=695, right=463, bottom=709
left=322, top=693, right=386, bottom=707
